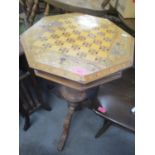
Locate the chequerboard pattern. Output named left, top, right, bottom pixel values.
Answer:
left=20, top=13, right=134, bottom=84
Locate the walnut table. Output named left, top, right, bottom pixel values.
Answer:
left=20, top=13, right=134, bottom=151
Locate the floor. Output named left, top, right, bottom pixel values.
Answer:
left=19, top=89, right=135, bottom=155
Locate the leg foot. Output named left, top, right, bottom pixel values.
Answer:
left=95, top=119, right=112, bottom=138
left=57, top=104, right=76, bottom=151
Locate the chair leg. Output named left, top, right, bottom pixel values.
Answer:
left=25, top=0, right=33, bottom=25
left=20, top=81, right=34, bottom=109
left=44, top=3, right=50, bottom=16
left=19, top=0, right=29, bottom=28
left=29, top=0, right=39, bottom=26
left=19, top=94, right=31, bottom=131
left=24, top=79, right=38, bottom=108
left=29, top=69, right=52, bottom=111
left=95, top=119, right=112, bottom=138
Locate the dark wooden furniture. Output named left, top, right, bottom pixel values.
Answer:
left=19, top=47, right=51, bottom=130
left=94, top=68, right=135, bottom=138
left=19, top=69, right=52, bottom=131
left=19, top=70, right=39, bottom=130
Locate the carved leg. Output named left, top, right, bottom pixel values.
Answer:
left=95, top=119, right=112, bottom=138
left=57, top=86, right=88, bottom=151
left=44, top=3, right=50, bottom=16
left=57, top=103, right=77, bottom=151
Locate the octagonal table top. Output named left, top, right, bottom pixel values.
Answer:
left=20, top=13, right=134, bottom=84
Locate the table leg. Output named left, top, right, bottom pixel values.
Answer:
left=95, top=119, right=112, bottom=138
left=57, top=103, right=77, bottom=151
left=57, top=86, right=99, bottom=151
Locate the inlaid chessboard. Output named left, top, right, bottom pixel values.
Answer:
left=20, top=13, right=134, bottom=84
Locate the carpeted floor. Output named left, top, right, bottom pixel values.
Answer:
left=19, top=92, right=135, bottom=155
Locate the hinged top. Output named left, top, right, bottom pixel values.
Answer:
left=20, top=13, right=134, bottom=84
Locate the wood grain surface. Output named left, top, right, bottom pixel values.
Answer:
left=20, top=13, right=134, bottom=84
